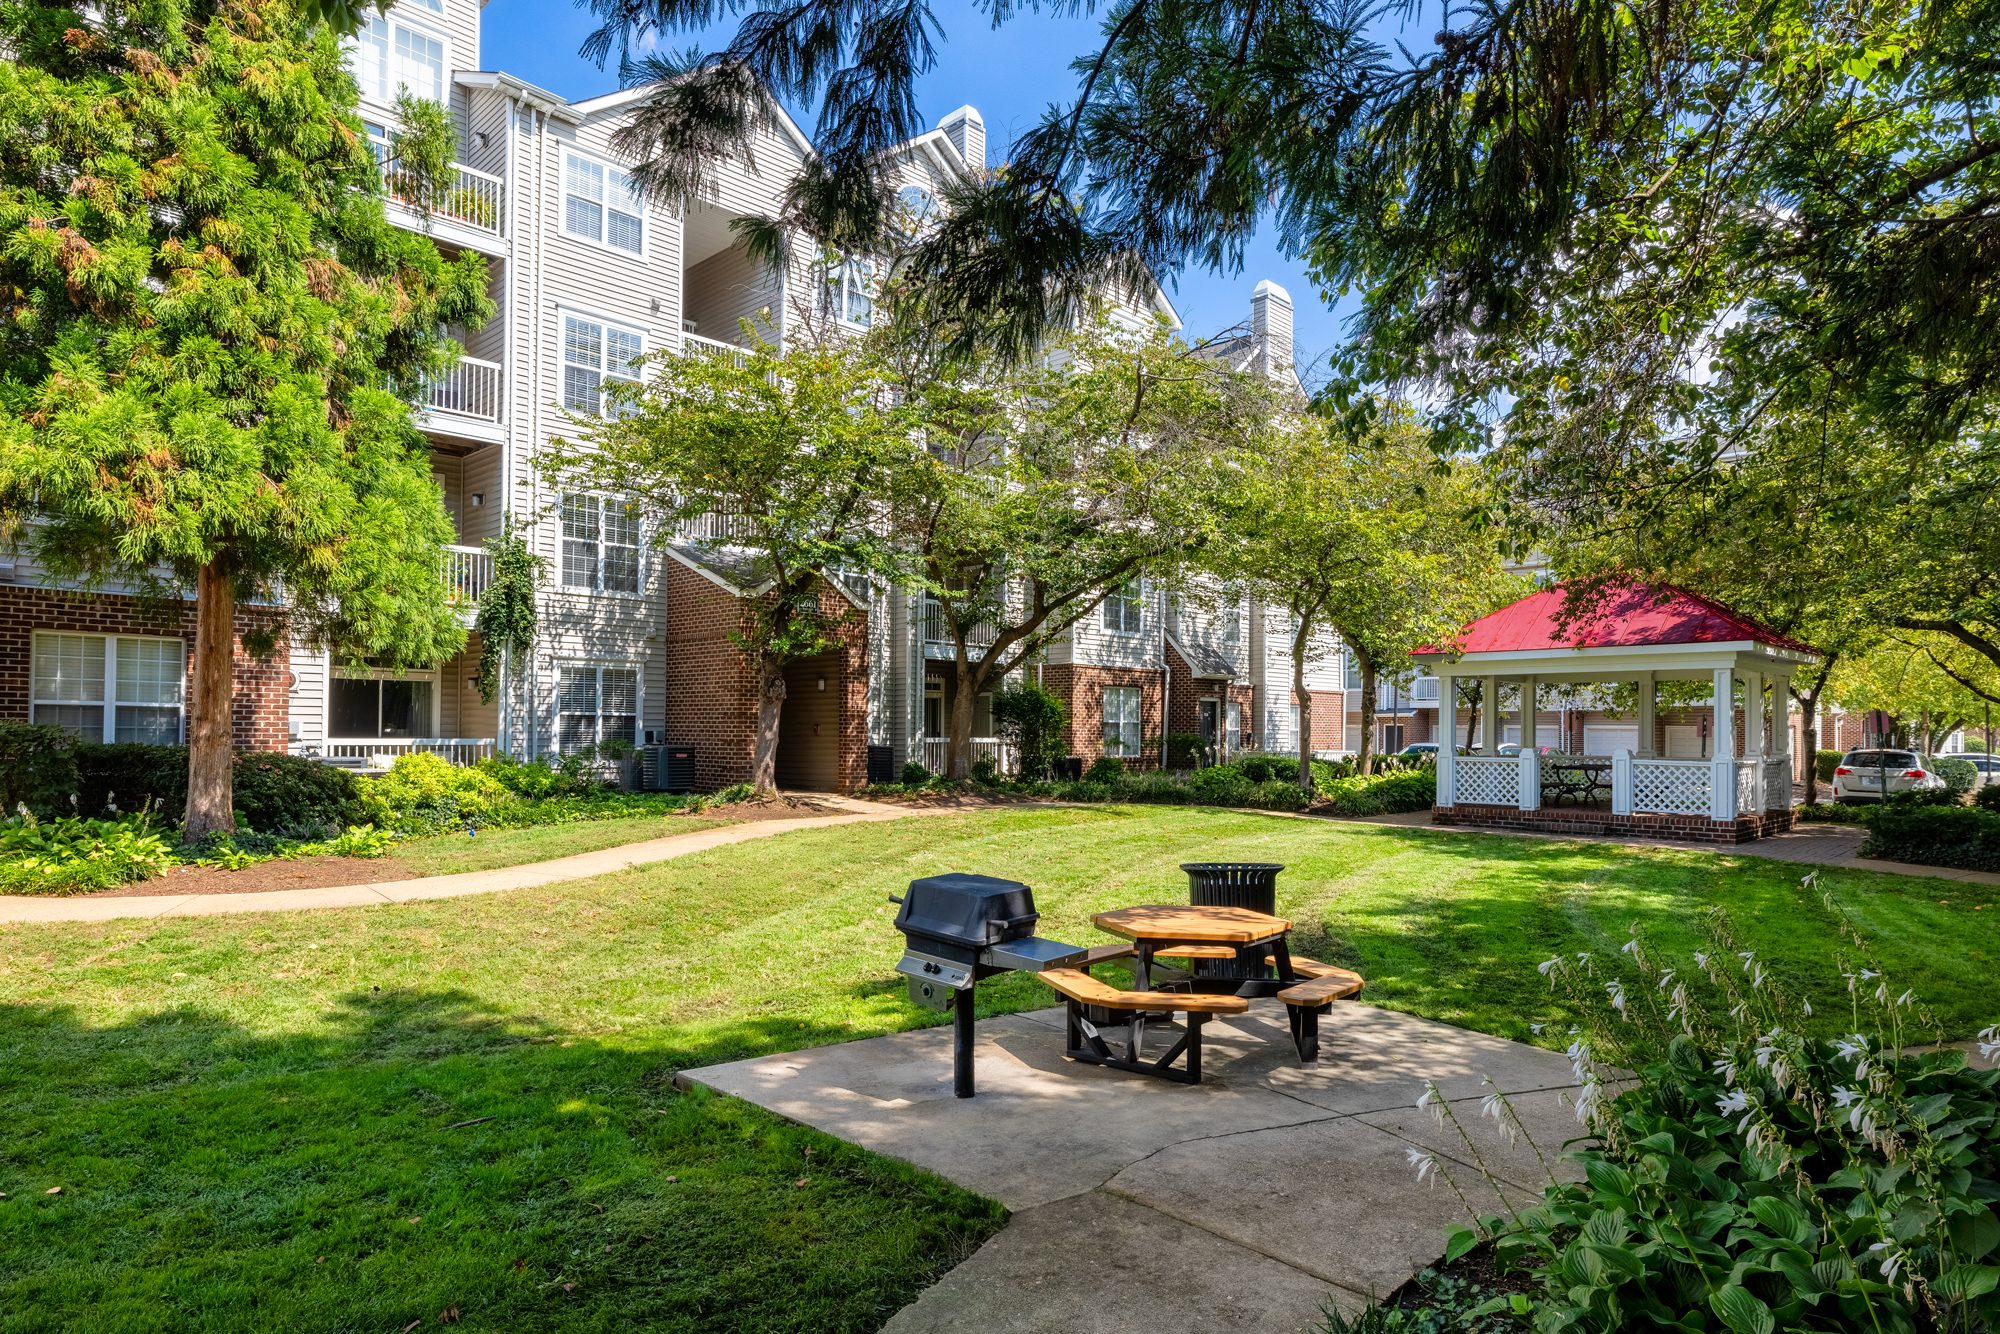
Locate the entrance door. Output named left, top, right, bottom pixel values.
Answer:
left=776, top=651, right=841, bottom=790
left=1197, top=699, right=1219, bottom=746
left=1380, top=723, right=1405, bottom=753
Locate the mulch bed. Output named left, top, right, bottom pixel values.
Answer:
left=82, top=856, right=415, bottom=897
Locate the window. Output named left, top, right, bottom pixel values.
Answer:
left=562, top=316, right=642, bottom=415
left=1222, top=605, right=1241, bottom=646
left=825, top=257, right=874, bottom=327
left=563, top=151, right=644, bottom=254
left=349, top=14, right=445, bottom=105
left=558, top=666, right=638, bottom=753
left=31, top=633, right=185, bottom=744
left=330, top=676, right=433, bottom=739
left=560, top=494, right=641, bottom=593
left=1103, top=686, right=1141, bottom=756
left=1381, top=723, right=1406, bottom=753
left=1102, top=578, right=1143, bottom=633
left=923, top=679, right=943, bottom=738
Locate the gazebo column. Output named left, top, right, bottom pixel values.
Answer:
left=1744, top=669, right=1766, bottom=817
left=1772, top=672, right=1794, bottom=807
left=1516, top=677, right=1540, bottom=811
left=1436, top=671, right=1456, bottom=808
left=1480, top=676, right=1500, bottom=754
left=1636, top=672, right=1657, bottom=758
left=1710, top=667, right=1738, bottom=822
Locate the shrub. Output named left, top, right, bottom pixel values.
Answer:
left=992, top=683, right=1068, bottom=779
left=1317, top=767, right=1436, bottom=816
left=1084, top=756, right=1124, bottom=783
left=1935, top=755, right=1978, bottom=798
left=713, top=782, right=756, bottom=804
left=899, top=760, right=933, bottom=786
left=1979, top=783, right=2000, bottom=813
left=1796, top=801, right=1867, bottom=823
left=1815, top=748, right=1844, bottom=783
left=1857, top=795, right=2000, bottom=870
left=0, top=811, right=174, bottom=894
left=1235, top=753, right=1293, bottom=782
left=72, top=745, right=365, bottom=833
left=359, top=752, right=513, bottom=834
left=970, top=756, right=1000, bottom=785
left=0, top=721, right=82, bottom=817
left=73, top=743, right=186, bottom=819
left=1162, top=732, right=1205, bottom=769
left=472, top=750, right=601, bottom=799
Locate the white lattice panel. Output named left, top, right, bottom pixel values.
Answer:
left=1631, top=761, right=1710, bottom=815
left=1455, top=757, right=1519, bottom=806
left=1737, top=762, right=1758, bottom=812
left=1764, top=758, right=1791, bottom=806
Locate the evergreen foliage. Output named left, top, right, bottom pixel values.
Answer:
left=0, top=0, right=491, bottom=838
left=474, top=519, right=545, bottom=706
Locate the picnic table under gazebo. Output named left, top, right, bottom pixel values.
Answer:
left=1411, top=583, right=1820, bottom=844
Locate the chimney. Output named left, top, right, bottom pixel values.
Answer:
left=938, top=105, right=986, bottom=171
left=1251, top=280, right=1294, bottom=382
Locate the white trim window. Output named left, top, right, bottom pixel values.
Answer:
left=1103, top=685, right=1142, bottom=757
left=557, top=665, right=639, bottom=753
left=31, top=632, right=185, bottom=744
left=349, top=13, right=445, bottom=106
left=825, top=256, right=874, bottom=327
left=330, top=672, right=436, bottom=739
left=563, top=150, right=644, bottom=255
left=562, top=315, right=642, bottom=416
left=1103, top=577, right=1144, bottom=634
left=560, top=494, right=642, bottom=593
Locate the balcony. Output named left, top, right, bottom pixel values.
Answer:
left=374, top=140, right=509, bottom=256
left=1374, top=676, right=1440, bottom=710
left=419, top=355, right=504, bottom=447
left=921, top=597, right=999, bottom=659
left=443, top=544, right=494, bottom=607
left=682, top=332, right=753, bottom=367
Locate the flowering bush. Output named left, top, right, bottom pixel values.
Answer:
left=1399, top=885, right=2000, bottom=1334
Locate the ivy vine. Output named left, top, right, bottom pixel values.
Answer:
left=475, top=517, right=544, bottom=705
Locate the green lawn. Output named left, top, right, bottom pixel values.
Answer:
left=384, top=815, right=735, bottom=878
left=2, top=805, right=1994, bottom=1332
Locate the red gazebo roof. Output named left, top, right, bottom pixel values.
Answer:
left=1417, top=584, right=1818, bottom=657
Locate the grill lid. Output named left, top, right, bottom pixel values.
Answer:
left=894, top=872, right=1040, bottom=947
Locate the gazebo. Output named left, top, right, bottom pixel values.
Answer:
left=1409, top=584, right=1820, bottom=843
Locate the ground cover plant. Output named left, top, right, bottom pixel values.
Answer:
left=868, top=753, right=1436, bottom=815
left=2, top=806, right=1996, bottom=1329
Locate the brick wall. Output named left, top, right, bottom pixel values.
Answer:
left=0, top=587, right=287, bottom=751
left=1038, top=662, right=1165, bottom=764
left=1165, top=645, right=1254, bottom=749
left=1431, top=801, right=1795, bottom=844
left=657, top=563, right=869, bottom=792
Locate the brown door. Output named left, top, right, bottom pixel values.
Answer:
left=776, top=651, right=841, bottom=790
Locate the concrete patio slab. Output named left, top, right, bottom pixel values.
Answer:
left=879, top=1190, right=1355, bottom=1334
left=679, top=997, right=1586, bottom=1326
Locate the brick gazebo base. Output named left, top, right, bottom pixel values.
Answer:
left=1429, top=802, right=1796, bottom=845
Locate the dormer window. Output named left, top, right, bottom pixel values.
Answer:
left=349, top=13, right=444, bottom=106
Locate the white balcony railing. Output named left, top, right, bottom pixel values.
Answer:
left=425, top=355, right=502, bottom=424
left=443, top=544, right=493, bottom=606
left=682, top=332, right=751, bottom=367
left=921, top=597, right=999, bottom=652
left=304, top=738, right=498, bottom=768
left=382, top=157, right=505, bottom=237
left=1374, top=677, right=1439, bottom=710
left=921, top=737, right=1009, bottom=775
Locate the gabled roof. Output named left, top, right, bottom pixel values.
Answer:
left=1420, top=584, right=1818, bottom=657
left=1168, top=633, right=1238, bottom=680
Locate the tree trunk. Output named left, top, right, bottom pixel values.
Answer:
left=1801, top=717, right=1820, bottom=805
left=1463, top=683, right=1480, bottom=752
left=752, top=651, right=786, bottom=794
left=183, top=559, right=237, bottom=843
left=946, top=662, right=981, bottom=778
left=1357, top=654, right=1378, bottom=777
left=1291, top=610, right=1314, bottom=792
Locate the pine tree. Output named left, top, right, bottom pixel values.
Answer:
left=0, top=0, right=491, bottom=839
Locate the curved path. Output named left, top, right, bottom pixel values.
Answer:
left=0, top=797, right=949, bottom=925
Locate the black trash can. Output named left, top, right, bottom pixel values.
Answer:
left=1180, top=862, right=1285, bottom=916
left=1179, top=863, right=1286, bottom=980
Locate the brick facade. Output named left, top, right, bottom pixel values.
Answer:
left=657, top=563, right=868, bottom=792
left=1037, top=662, right=1166, bottom=765
left=1431, top=801, right=1796, bottom=844
left=1165, top=644, right=1253, bottom=750
left=0, top=587, right=287, bottom=751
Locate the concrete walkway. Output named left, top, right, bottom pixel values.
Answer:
left=1356, top=810, right=2000, bottom=886
left=0, top=797, right=941, bottom=925
left=679, top=1000, right=1588, bottom=1332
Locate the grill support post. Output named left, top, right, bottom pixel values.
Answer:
left=954, top=983, right=977, bottom=1097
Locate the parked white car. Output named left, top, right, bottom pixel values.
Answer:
left=1938, top=753, right=2000, bottom=790
left=1830, top=750, right=1946, bottom=803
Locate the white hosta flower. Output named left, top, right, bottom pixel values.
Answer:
left=1567, top=1041, right=1595, bottom=1084
left=1868, top=1241, right=1902, bottom=1283
left=1530, top=1023, right=1545, bottom=1034
left=1802, top=999, right=1812, bottom=1017
left=1694, top=951, right=1711, bottom=970
left=1605, top=980, right=1628, bottom=1018
left=1730, top=1001, right=1750, bottom=1021
left=1978, top=1025, right=2000, bottom=1061
left=1713, top=1057, right=1737, bottom=1085
left=1875, top=981, right=1890, bottom=1005
left=1406, top=1146, right=1437, bottom=1184
left=1738, top=951, right=1756, bottom=971
left=1656, top=969, right=1676, bottom=991
left=1748, top=964, right=1767, bottom=990
left=1417, top=1081, right=1446, bottom=1129
left=1572, top=1078, right=1603, bottom=1124
left=1895, top=989, right=1913, bottom=1009
left=1716, top=1088, right=1751, bottom=1116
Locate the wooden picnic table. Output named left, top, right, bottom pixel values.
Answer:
left=1091, top=904, right=1298, bottom=997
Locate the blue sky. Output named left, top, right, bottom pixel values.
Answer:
left=479, top=0, right=1360, bottom=371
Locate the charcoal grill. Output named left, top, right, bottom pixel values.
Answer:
left=890, top=872, right=1087, bottom=1097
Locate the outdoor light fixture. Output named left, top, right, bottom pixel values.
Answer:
left=817, top=676, right=827, bottom=692
left=470, top=493, right=484, bottom=506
